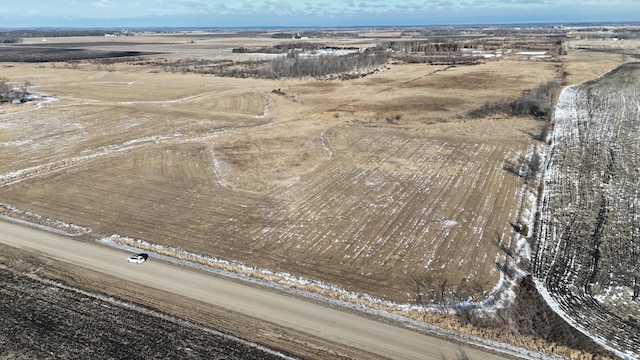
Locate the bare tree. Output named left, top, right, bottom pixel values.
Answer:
left=411, top=275, right=450, bottom=313
left=0, top=77, right=9, bottom=101
left=18, top=80, right=31, bottom=101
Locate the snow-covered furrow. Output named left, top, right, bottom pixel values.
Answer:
left=534, top=63, right=640, bottom=359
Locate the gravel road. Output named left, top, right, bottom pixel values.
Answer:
left=0, top=220, right=516, bottom=360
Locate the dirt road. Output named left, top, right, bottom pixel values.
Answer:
left=0, top=219, right=521, bottom=360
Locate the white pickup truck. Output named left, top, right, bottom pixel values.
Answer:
left=127, top=253, right=148, bottom=264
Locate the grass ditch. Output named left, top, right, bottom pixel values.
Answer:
left=109, top=235, right=615, bottom=359
left=456, top=276, right=616, bottom=359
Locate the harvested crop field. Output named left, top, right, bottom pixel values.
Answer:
left=0, top=266, right=287, bottom=360
left=0, top=32, right=566, bottom=311
left=534, top=62, right=640, bottom=358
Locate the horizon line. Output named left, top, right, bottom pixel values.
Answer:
left=2, top=21, right=640, bottom=31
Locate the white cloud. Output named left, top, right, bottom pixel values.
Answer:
left=1, top=0, right=639, bottom=27
left=91, top=0, right=113, bottom=7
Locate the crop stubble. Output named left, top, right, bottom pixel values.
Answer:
left=534, top=62, right=640, bottom=356
left=0, top=265, right=288, bottom=360
left=0, top=39, right=557, bottom=304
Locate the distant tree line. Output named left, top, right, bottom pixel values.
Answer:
left=381, top=40, right=462, bottom=54
left=232, top=46, right=283, bottom=54
left=164, top=49, right=389, bottom=79
left=232, top=42, right=359, bottom=54
left=270, top=31, right=357, bottom=39
left=377, top=40, right=488, bottom=65
left=0, top=38, right=22, bottom=44
left=400, top=26, right=566, bottom=38
left=393, top=54, right=483, bottom=65
left=266, top=52, right=374, bottom=78
left=0, top=29, right=107, bottom=38
left=571, top=27, right=640, bottom=40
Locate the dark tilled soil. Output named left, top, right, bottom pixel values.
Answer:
left=534, top=61, right=640, bottom=355
left=0, top=46, right=158, bottom=62
left=0, top=268, right=288, bottom=360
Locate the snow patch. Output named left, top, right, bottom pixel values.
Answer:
left=98, top=233, right=562, bottom=360
left=0, top=204, right=91, bottom=236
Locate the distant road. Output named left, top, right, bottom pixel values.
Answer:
left=0, top=220, right=516, bottom=360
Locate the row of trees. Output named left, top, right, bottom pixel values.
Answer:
left=164, top=49, right=389, bottom=79
left=393, top=54, right=482, bottom=65
left=0, top=29, right=105, bottom=37
left=259, top=50, right=388, bottom=79
left=0, top=38, right=22, bottom=44
left=381, top=40, right=462, bottom=54
left=232, top=42, right=348, bottom=54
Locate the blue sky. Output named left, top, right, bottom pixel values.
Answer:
left=1, top=0, right=639, bottom=28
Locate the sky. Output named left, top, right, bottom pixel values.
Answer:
left=1, top=0, right=639, bottom=28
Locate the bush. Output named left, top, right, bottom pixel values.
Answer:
left=468, top=80, right=561, bottom=120
left=0, top=77, right=31, bottom=103
left=456, top=275, right=615, bottom=357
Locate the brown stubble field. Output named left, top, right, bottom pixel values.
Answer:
left=5, top=30, right=639, bottom=358
left=1, top=28, right=637, bottom=359
left=0, top=32, right=571, bottom=308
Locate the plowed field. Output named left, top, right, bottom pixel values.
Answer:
left=535, top=62, right=640, bottom=358
left=0, top=267, right=287, bottom=360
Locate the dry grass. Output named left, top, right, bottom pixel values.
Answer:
left=0, top=49, right=557, bottom=303
left=561, top=37, right=640, bottom=85
left=0, top=32, right=623, bottom=358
